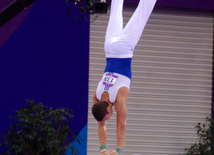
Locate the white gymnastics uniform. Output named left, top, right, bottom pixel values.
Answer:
left=96, top=0, right=157, bottom=104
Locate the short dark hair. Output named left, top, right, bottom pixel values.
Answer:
left=92, top=101, right=109, bottom=121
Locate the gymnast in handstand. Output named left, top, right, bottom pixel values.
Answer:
left=92, top=0, right=157, bottom=154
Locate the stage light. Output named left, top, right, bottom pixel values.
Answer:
left=89, top=0, right=108, bottom=14
left=67, top=0, right=108, bottom=21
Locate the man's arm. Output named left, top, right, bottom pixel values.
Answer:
left=93, top=93, right=108, bottom=145
left=114, top=86, right=129, bottom=149
left=116, top=104, right=127, bottom=149
left=98, top=120, right=107, bottom=145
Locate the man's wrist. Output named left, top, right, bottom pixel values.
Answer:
left=115, top=147, right=123, bottom=154
left=100, top=144, right=108, bottom=151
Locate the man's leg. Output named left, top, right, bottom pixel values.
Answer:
left=105, top=0, right=124, bottom=40
left=122, top=0, right=157, bottom=47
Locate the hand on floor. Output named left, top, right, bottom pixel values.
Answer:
left=100, top=149, right=110, bottom=155
left=110, top=150, right=120, bottom=155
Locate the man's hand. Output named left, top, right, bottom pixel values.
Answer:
left=100, top=149, right=110, bottom=155
left=110, top=150, right=120, bottom=155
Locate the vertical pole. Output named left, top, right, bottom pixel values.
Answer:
left=212, top=10, right=214, bottom=154
left=212, top=11, right=214, bottom=121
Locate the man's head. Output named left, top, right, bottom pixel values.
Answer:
left=92, top=101, right=112, bottom=122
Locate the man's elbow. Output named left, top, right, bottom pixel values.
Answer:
left=117, top=118, right=127, bottom=129
left=117, top=109, right=127, bottom=129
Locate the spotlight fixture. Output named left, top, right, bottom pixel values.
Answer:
left=67, top=0, right=108, bottom=21
left=88, top=0, right=108, bottom=14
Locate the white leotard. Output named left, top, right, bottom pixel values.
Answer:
left=96, top=72, right=131, bottom=104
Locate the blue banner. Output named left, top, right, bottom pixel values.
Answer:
left=0, top=0, right=89, bottom=154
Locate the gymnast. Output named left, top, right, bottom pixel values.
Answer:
left=92, top=0, right=157, bottom=154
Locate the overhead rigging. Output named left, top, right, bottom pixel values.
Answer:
left=66, top=0, right=108, bottom=21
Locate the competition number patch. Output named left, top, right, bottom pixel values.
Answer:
left=103, top=73, right=118, bottom=87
